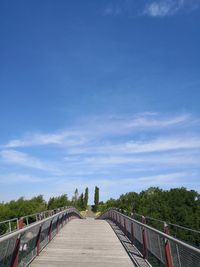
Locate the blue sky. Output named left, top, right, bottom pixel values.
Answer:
left=0, top=0, right=200, bottom=202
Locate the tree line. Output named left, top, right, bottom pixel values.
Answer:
left=98, top=187, right=200, bottom=246
left=0, top=187, right=89, bottom=223
left=0, top=186, right=199, bottom=245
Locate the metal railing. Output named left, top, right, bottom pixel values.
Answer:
left=99, top=208, right=200, bottom=267
left=0, top=206, right=74, bottom=237
left=0, top=207, right=82, bottom=267
left=132, top=212, right=200, bottom=247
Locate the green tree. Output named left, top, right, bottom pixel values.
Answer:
left=84, top=187, right=89, bottom=209
left=93, top=186, right=99, bottom=212
left=47, top=194, right=70, bottom=210
left=77, top=193, right=85, bottom=210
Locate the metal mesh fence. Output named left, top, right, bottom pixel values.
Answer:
left=0, top=207, right=81, bottom=267
left=146, top=227, right=166, bottom=264
left=39, top=219, right=51, bottom=250
left=51, top=215, right=59, bottom=238
left=170, top=240, right=200, bottom=267
left=18, top=224, right=41, bottom=267
left=100, top=209, right=200, bottom=267
left=0, top=234, right=18, bottom=267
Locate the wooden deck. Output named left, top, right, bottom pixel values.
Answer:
left=30, top=218, right=134, bottom=267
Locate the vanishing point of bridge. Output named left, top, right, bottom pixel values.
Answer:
left=0, top=207, right=200, bottom=267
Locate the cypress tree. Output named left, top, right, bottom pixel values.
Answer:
left=94, top=186, right=99, bottom=212
left=84, top=187, right=89, bottom=209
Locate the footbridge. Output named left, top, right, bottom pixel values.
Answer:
left=0, top=207, right=200, bottom=267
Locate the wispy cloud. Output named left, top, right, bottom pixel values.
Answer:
left=4, top=131, right=86, bottom=148
left=144, top=0, right=200, bottom=17
left=0, top=149, right=62, bottom=174
left=103, top=0, right=200, bottom=18
left=0, top=112, right=200, bottom=200
left=0, top=173, right=44, bottom=185
left=66, top=135, right=200, bottom=155
left=2, top=113, right=192, bottom=149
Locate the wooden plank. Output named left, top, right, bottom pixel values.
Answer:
left=30, top=218, right=134, bottom=267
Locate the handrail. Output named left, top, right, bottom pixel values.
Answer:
left=0, top=206, right=75, bottom=236
left=105, top=209, right=200, bottom=246
left=113, top=210, right=200, bottom=252
left=0, top=206, right=82, bottom=267
left=0, top=218, right=18, bottom=224
left=99, top=208, right=200, bottom=267
left=0, top=208, right=78, bottom=242
left=133, top=212, right=200, bottom=235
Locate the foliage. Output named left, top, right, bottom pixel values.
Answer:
left=47, top=194, right=71, bottom=210
left=93, top=186, right=99, bottom=212
left=100, top=187, right=200, bottom=246
left=84, top=187, right=89, bottom=209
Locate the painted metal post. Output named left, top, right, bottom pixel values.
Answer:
left=17, top=217, right=24, bottom=230
left=131, top=222, right=135, bottom=244
left=48, top=220, right=53, bottom=242
left=164, top=222, right=173, bottom=267
left=124, top=217, right=127, bottom=236
left=64, top=212, right=67, bottom=224
left=11, top=234, right=20, bottom=267
left=142, top=216, right=147, bottom=259
left=8, top=221, right=12, bottom=233
left=56, top=216, right=60, bottom=234
left=36, top=225, right=42, bottom=256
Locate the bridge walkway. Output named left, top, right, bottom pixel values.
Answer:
left=30, top=218, right=135, bottom=267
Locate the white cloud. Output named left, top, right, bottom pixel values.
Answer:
left=67, top=135, right=200, bottom=155
left=2, top=113, right=192, bottom=149
left=0, top=112, right=200, bottom=199
left=0, top=149, right=61, bottom=174
left=4, top=131, right=86, bottom=148
left=144, top=0, right=200, bottom=17
left=0, top=173, right=44, bottom=184
left=103, top=0, right=200, bottom=18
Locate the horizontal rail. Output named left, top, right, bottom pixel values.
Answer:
left=99, top=208, right=200, bottom=267
left=134, top=212, right=200, bottom=235
left=0, top=207, right=82, bottom=267
left=0, top=218, right=18, bottom=224
left=0, top=206, right=75, bottom=237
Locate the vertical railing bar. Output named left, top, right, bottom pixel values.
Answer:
left=164, top=222, right=173, bottom=267
left=9, top=221, right=12, bottom=233
left=142, top=216, right=147, bottom=259
left=36, top=224, right=42, bottom=256
left=11, top=234, right=21, bottom=267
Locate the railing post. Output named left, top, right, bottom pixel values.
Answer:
left=119, top=214, right=122, bottom=229
left=142, top=216, right=147, bottom=259
left=124, top=217, right=127, bottom=236
left=11, top=234, right=20, bottom=267
left=36, top=225, right=42, bottom=256
left=131, top=222, right=135, bottom=244
left=64, top=212, right=67, bottom=224
left=164, top=222, right=173, bottom=267
left=48, top=220, right=53, bottom=242
left=61, top=214, right=64, bottom=228
left=56, top=216, right=60, bottom=234
left=17, top=217, right=24, bottom=229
